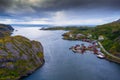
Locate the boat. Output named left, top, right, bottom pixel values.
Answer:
left=96, top=52, right=105, bottom=59
left=71, top=48, right=77, bottom=53
left=69, top=46, right=82, bottom=53
left=73, top=49, right=82, bottom=53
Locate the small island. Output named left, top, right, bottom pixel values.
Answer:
left=0, top=24, right=45, bottom=80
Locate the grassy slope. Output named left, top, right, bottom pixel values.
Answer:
left=91, top=22, right=120, bottom=56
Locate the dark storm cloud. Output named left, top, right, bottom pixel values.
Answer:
left=0, top=0, right=13, bottom=10
left=0, top=0, right=120, bottom=19
left=32, top=0, right=120, bottom=10
left=0, top=0, right=120, bottom=12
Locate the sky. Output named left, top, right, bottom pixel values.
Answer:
left=0, top=0, right=120, bottom=25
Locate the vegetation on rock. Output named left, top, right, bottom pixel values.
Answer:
left=0, top=24, right=44, bottom=80
left=91, top=20, right=120, bottom=57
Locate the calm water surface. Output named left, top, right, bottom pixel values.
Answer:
left=12, top=27, right=120, bottom=80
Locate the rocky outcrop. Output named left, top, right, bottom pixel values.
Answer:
left=0, top=24, right=45, bottom=80
left=0, top=24, right=14, bottom=37
left=0, top=35, right=44, bottom=80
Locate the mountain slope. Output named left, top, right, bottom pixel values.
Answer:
left=91, top=19, right=120, bottom=56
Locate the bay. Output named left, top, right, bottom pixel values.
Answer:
left=12, top=27, right=120, bottom=80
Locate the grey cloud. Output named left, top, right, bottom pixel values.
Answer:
left=32, top=0, right=120, bottom=10
left=1, top=0, right=120, bottom=11
left=0, top=0, right=120, bottom=19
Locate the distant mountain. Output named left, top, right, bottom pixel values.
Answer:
left=113, top=19, right=120, bottom=23
left=0, top=24, right=14, bottom=37
left=11, top=24, right=53, bottom=27
left=0, top=24, right=14, bottom=31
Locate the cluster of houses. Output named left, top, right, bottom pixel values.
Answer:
left=69, top=33, right=85, bottom=39
left=68, top=33, right=104, bottom=41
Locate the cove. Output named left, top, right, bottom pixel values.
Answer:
left=12, top=27, right=120, bottom=80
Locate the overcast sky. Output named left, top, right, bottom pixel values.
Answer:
left=0, top=0, right=120, bottom=25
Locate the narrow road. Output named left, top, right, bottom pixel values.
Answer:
left=98, top=42, right=120, bottom=63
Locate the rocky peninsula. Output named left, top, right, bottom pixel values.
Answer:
left=0, top=24, right=44, bottom=80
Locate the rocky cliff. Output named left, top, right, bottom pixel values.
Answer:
left=0, top=24, right=44, bottom=80
left=0, top=24, right=14, bottom=37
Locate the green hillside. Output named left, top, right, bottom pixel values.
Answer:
left=91, top=19, right=120, bottom=57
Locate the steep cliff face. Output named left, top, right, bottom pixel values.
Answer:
left=0, top=36, right=44, bottom=80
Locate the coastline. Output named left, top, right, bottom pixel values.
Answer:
left=98, top=42, right=120, bottom=64
left=19, top=59, right=45, bottom=80
left=63, top=34, right=120, bottom=64
left=41, top=26, right=120, bottom=64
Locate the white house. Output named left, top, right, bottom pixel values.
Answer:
left=76, top=34, right=85, bottom=38
left=69, top=34, right=73, bottom=38
left=75, top=33, right=85, bottom=39
left=98, top=35, right=104, bottom=40
left=87, top=33, right=92, bottom=38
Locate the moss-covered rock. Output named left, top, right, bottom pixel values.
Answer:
left=0, top=35, right=44, bottom=80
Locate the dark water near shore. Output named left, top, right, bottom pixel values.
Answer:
left=13, top=27, right=120, bottom=80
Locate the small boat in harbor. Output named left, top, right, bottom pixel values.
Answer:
left=97, top=54, right=105, bottom=59
left=69, top=46, right=81, bottom=53
left=96, top=52, right=105, bottom=59
left=72, top=49, right=82, bottom=53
